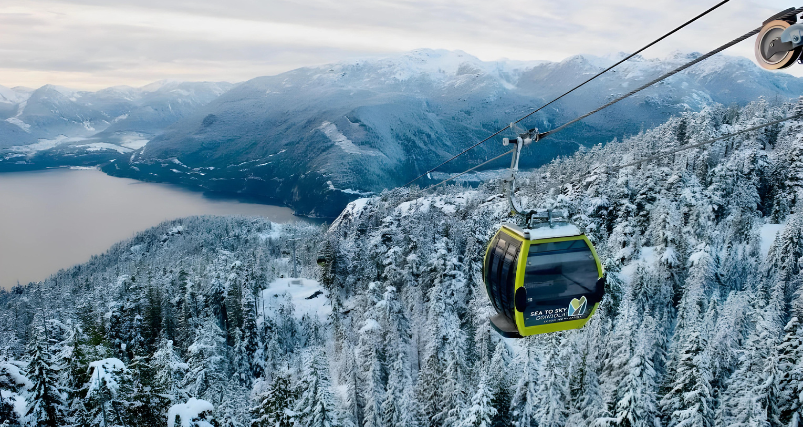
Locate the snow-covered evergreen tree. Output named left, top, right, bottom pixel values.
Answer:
left=185, top=317, right=228, bottom=401
left=458, top=373, right=496, bottom=427
left=294, top=348, right=340, bottom=427
left=25, top=329, right=66, bottom=427
left=151, top=338, right=187, bottom=403
left=250, top=373, right=295, bottom=427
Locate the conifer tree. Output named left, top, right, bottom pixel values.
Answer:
left=486, top=341, right=512, bottom=427
left=356, top=317, right=384, bottom=427
left=185, top=317, right=228, bottom=401
left=458, top=373, right=496, bottom=427
left=721, top=293, right=784, bottom=427
left=510, top=340, right=538, bottom=427
left=0, top=391, right=21, bottom=427
left=62, top=327, right=91, bottom=426
left=661, top=326, right=713, bottom=427
left=778, top=288, right=803, bottom=425
left=382, top=352, right=419, bottom=427
left=250, top=374, right=295, bottom=427
left=661, top=248, right=714, bottom=427
left=340, top=340, right=362, bottom=427
left=293, top=349, right=340, bottom=427
left=599, top=314, right=661, bottom=427
left=534, top=334, right=569, bottom=427
left=239, top=289, right=260, bottom=379
left=25, top=329, right=66, bottom=427
left=119, top=353, right=168, bottom=427
left=415, top=348, right=443, bottom=427
left=151, top=338, right=187, bottom=403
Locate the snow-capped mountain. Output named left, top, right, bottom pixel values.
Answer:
left=0, top=81, right=233, bottom=151
left=106, top=49, right=803, bottom=217
left=3, top=49, right=803, bottom=216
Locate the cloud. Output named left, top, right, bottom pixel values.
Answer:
left=0, top=0, right=799, bottom=90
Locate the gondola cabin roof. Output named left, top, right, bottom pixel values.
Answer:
left=500, top=223, right=582, bottom=241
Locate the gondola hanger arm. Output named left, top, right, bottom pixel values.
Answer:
left=502, top=126, right=539, bottom=220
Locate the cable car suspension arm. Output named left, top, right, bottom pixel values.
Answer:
left=503, top=126, right=539, bottom=221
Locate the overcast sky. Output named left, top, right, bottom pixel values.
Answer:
left=0, top=0, right=799, bottom=90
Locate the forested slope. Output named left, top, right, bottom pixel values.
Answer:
left=2, top=97, right=803, bottom=427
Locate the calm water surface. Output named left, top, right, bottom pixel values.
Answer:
left=0, top=168, right=306, bottom=289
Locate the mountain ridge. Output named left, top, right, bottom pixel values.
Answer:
left=2, top=49, right=803, bottom=217
left=108, top=49, right=803, bottom=217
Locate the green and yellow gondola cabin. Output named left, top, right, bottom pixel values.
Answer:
left=483, top=223, right=605, bottom=338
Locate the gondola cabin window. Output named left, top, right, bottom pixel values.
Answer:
left=522, top=239, right=599, bottom=327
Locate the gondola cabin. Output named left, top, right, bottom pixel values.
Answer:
left=483, top=223, right=605, bottom=338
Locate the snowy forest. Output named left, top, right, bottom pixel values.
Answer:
left=2, top=96, right=803, bottom=427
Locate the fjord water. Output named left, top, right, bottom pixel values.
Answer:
left=0, top=168, right=305, bottom=289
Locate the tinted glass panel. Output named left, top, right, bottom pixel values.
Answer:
left=483, top=232, right=520, bottom=322
left=524, top=239, right=598, bottom=301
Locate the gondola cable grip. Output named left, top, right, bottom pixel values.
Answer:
left=504, top=128, right=539, bottom=223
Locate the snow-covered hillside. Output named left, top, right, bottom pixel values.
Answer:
left=2, top=98, right=803, bottom=427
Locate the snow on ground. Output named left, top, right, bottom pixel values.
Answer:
left=347, top=197, right=370, bottom=213
left=329, top=197, right=372, bottom=231
left=618, top=246, right=657, bottom=284
left=318, top=121, right=382, bottom=156
left=5, top=117, right=30, bottom=132
left=326, top=181, right=373, bottom=196
left=319, top=121, right=362, bottom=154
left=75, top=143, right=133, bottom=153
left=11, top=393, right=25, bottom=421
left=360, top=319, right=380, bottom=333
left=167, top=398, right=215, bottom=427
left=111, top=114, right=128, bottom=123
left=760, top=222, right=786, bottom=259
left=259, top=278, right=331, bottom=322
left=170, top=157, right=187, bottom=167
left=5, top=98, right=30, bottom=131
left=0, top=360, right=28, bottom=418
left=257, top=224, right=285, bottom=241
left=0, top=361, right=32, bottom=389
left=120, top=138, right=149, bottom=150
left=7, top=135, right=84, bottom=154
left=88, top=358, right=126, bottom=394
left=396, top=192, right=478, bottom=217
left=0, top=85, right=21, bottom=104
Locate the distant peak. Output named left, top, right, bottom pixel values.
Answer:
left=666, top=50, right=702, bottom=61
left=140, top=79, right=184, bottom=92
left=38, top=84, right=81, bottom=98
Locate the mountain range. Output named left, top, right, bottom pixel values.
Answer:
left=2, top=49, right=802, bottom=217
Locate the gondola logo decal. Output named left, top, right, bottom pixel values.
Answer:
left=568, top=296, right=588, bottom=316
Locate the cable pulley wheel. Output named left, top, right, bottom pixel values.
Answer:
left=755, top=20, right=802, bottom=70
